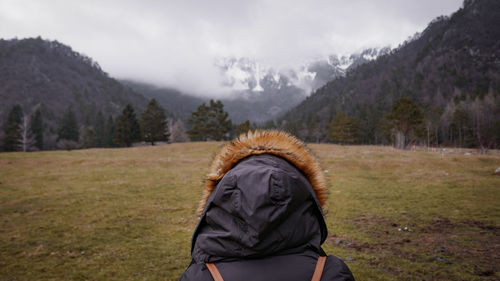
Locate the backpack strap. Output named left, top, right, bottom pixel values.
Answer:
left=311, top=256, right=327, bottom=281
left=205, top=256, right=327, bottom=281
left=206, top=263, right=224, bottom=281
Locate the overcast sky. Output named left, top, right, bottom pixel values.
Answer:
left=0, top=0, right=463, bottom=96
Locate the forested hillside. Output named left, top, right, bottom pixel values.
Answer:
left=123, top=79, right=305, bottom=124
left=0, top=37, right=148, bottom=149
left=121, top=80, right=204, bottom=120
left=281, top=0, right=500, bottom=150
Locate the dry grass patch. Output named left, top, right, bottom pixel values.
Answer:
left=1, top=143, right=499, bottom=280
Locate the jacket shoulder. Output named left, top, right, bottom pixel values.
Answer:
left=322, top=255, right=355, bottom=281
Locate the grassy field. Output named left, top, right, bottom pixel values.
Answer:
left=0, top=143, right=499, bottom=280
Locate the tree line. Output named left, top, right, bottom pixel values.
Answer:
left=2, top=96, right=498, bottom=153
left=279, top=95, right=500, bottom=153
left=0, top=99, right=189, bottom=152
left=186, top=96, right=498, bottom=153
left=186, top=99, right=261, bottom=141
left=0, top=98, right=244, bottom=152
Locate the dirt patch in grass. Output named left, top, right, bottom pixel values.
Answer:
left=421, top=218, right=499, bottom=277
left=328, top=215, right=499, bottom=280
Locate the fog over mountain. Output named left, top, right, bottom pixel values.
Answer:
left=0, top=0, right=463, bottom=97
left=212, top=47, right=391, bottom=122
left=217, top=47, right=391, bottom=95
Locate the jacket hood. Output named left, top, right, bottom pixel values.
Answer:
left=197, top=130, right=327, bottom=215
left=190, top=131, right=329, bottom=263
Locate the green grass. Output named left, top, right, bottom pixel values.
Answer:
left=1, top=143, right=499, bottom=280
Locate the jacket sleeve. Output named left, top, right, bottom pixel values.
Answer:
left=321, top=256, right=356, bottom=281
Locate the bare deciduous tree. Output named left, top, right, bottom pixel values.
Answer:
left=18, top=115, right=37, bottom=152
left=170, top=119, right=189, bottom=143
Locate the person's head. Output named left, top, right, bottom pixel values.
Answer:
left=198, top=130, right=328, bottom=215
left=191, top=130, right=329, bottom=262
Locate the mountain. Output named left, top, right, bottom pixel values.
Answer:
left=280, top=0, right=500, bottom=148
left=0, top=37, right=148, bottom=148
left=216, top=48, right=390, bottom=95
left=121, top=80, right=205, bottom=121
left=122, top=78, right=303, bottom=124
left=304, top=47, right=391, bottom=91
left=122, top=49, right=389, bottom=125
left=213, top=48, right=389, bottom=123
left=221, top=85, right=305, bottom=123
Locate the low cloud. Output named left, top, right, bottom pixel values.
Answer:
left=0, top=0, right=463, bottom=96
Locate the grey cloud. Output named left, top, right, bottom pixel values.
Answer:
left=0, top=0, right=463, bottom=96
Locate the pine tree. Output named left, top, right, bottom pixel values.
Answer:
left=80, top=126, right=97, bottom=148
left=235, top=120, right=253, bottom=136
left=307, top=118, right=323, bottom=143
left=187, top=100, right=232, bottom=141
left=282, top=120, right=301, bottom=137
left=140, top=99, right=169, bottom=145
left=261, top=120, right=276, bottom=130
left=104, top=115, right=115, bottom=147
left=423, top=106, right=443, bottom=148
left=114, top=104, right=141, bottom=147
left=2, top=105, right=23, bottom=152
left=327, top=111, right=357, bottom=144
left=385, top=98, right=423, bottom=149
left=94, top=111, right=105, bottom=147
left=208, top=100, right=232, bottom=141
left=29, top=108, right=44, bottom=150
left=187, top=103, right=210, bottom=141
left=57, top=107, right=79, bottom=142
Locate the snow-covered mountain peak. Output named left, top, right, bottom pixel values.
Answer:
left=215, top=46, right=391, bottom=95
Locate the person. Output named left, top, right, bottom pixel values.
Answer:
left=179, top=130, right=355, bottom=281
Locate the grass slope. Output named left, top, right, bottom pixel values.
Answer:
left=0, top=143, right=499, bottom=280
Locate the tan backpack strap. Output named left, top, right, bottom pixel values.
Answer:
left=206, top=263, right=224, bottom=281
left=311, top=256, right=327, bottom=281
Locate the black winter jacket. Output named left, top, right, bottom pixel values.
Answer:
left=179, top=154, right=355, bottom=281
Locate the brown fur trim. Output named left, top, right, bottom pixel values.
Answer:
left=197, top=130, right=327, bottom=216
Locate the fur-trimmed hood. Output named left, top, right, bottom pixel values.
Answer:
left=197, top=130, right=327, bottom=215
left=182, top=130, right=354, bottom=278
